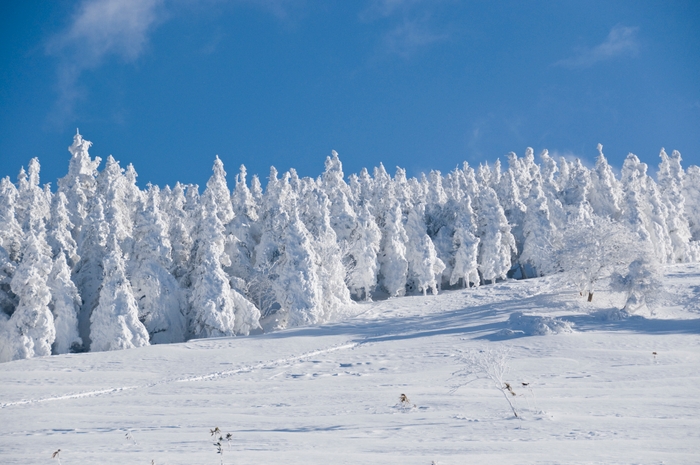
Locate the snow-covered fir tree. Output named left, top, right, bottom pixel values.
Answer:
left=48, top=253, right=82, bottom=354
left=520, top=177, right=559, bottom=277
left=1, top=233, right=55, bottom=361
left=2, top=132, right=700, bottom=361
left=16, top=159, right=51, bottom=237
left=0, top=177, right=22, bottom=262
left=684, top=165, right=700, bottom=241
left=90, top=234, right=149, bottom=352
left=378, top=202, right=409, bottom=297
left=130, top=186, right=187, bottom=344
left=589, top=144, right=623, bottom=220
left=189, top=189, right=260, bottom=338
left=47, top=192, right=80, bottom=267
left=96, top=155, right=136, bottom=256
left=405, top=203, right=445, bottom=295
left=73, top=196, right=110, bottom=348
left=270, top=209, right=324, bottom=328
left=476, top=185, right=516, bottom=283
left=620, top=153, right=673, bottom=263
left=165, top=182, right=195, bottom=284
left=657, top=148, right=697, bottom=262
left=449, top=195, right=481, bottom=288
left=321, top=151, right=357, bottom=244
left=345, top=204, right=382, bottom=300
left=57, top=131, right=101, bottom=240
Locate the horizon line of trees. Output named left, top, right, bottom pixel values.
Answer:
left=1, top=132, right=699, bottom=362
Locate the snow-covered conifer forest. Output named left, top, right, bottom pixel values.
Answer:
left=1, top=132, right=699, bottom=362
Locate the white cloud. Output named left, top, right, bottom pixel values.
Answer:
left=360, top=0, right=426, bottom=21
left=50, top=0, right=164, bottom=62
left=244, top=0, right=305, bottom=22
left=555, top=25, right=639, bottom=69
left=46, top=0, right=165, bottom=124
left=44, top=0, right=310, bottom=124
left=382, top=17, right=448, bottom=58
left=361, top=0, right=449, bottom=58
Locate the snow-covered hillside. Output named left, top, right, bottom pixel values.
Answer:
left=2, top=133, right=700, bottom=362
left=2, top=265, right=699, bottom=464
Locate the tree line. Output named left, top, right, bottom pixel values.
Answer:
left=1, top=132, right=698, bottom=362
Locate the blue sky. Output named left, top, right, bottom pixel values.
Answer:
left=1, top=1, right=699, bottom=189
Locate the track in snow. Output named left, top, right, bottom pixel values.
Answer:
left=0, top=341, right=361, bottom=409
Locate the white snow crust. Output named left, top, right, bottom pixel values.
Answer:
left=1, top=264, right=699, bottom=464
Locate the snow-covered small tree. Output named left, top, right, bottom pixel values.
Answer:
left=684, top=165, right=700, bottom=242
left=123, top=163, right=144, bottom=223
left=372, top=163, right=393, bottom=218
left=559, top=158, right=591, bottom=211
left=89, top=234, right=149, bottom=352
left=165, top=183, right=195, bottom=283
left=378, top=202, right=409, bottom=297
left=519, top=178, right=559, bottom=277
left=232, top=165, right=258, bottom=223
left=449, top=196, right=480, bottom=288
left=4, top=233, right=56, bottom=361
left=300, top=188, right=352, bottom=317
left=355, top=167, right=375, bottom=209
left=0, top=245, right=17, bottom=319
left=589, top=144, right=623, bottom=220
left=270, top=210, right=324, bottom=327
left=130, top=186, right=187, bottom=344
left=96, top=155, right=135, bottom=255
left=16, top=159, right=51, bottom=237
left=557, top=216, right=645, bottom=302
left=345, top=204, right=381, bottom=300
left=611, top=255, right=663, bottom=316
left=226, top=165, right=258, bottom=285
left=539, top=150, right=559, bottom=194
left=250, top=167, right=292, bottom=319
left=657, top=148, right=695, bottom=262
left=620, top=153, right=673, bottom=264
left=476, top=186, right=516, bottom=283
left=73, top=197, right=110, bottom=347
left=190, top=190, right=260, bottom=338
left=405, top=204, right=445, bottom=295
left=425, top=170, right=448, bottom=233
left=48, top=253, right=82, bottom=354
left=206, top=156, right=235, bottom=226
left=495, top=168, right=527, bottom=257
left=321, top=151, right=356, bottom=243
left=393, top=167, right=414, bottom=213
left=57, top=131, right=101, bottom=239
left=189, top=194, right=238, bottom=338
left=0, top=177, right=22, bottom=262
left=47, top=192, right=79, bottom=267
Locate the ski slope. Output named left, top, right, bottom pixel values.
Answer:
left=2, top=265, right=700, bottom=464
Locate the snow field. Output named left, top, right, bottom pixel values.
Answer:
left=2, top=266, right=699, bottom=464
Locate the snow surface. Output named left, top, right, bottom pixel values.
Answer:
left=1, top=265, right=699, bottom=464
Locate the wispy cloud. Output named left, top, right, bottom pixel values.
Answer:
left=46, top=0, right=165, bottom=124
left=555, top=24, right=640, bottom=69
left=44, top=0, right=306, bottom=126
left=382, top=17, right=448, bottom=58
left=244, top=0, right=306, bottom=23
left=360, top=0, right=427, bottom=21
left=361, top=0, right=450, bottom=58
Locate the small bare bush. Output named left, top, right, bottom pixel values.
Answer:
left=452, top=347, right=520, bottom=419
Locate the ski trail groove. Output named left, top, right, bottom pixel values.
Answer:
left=174, top=341, right=360, bottom=383
left=0, top=341, right=361, bottom=409
left=0, top=386, right=139, bottom=408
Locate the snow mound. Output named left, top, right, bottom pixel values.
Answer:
left=501, top=311, right=574, bottom=336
